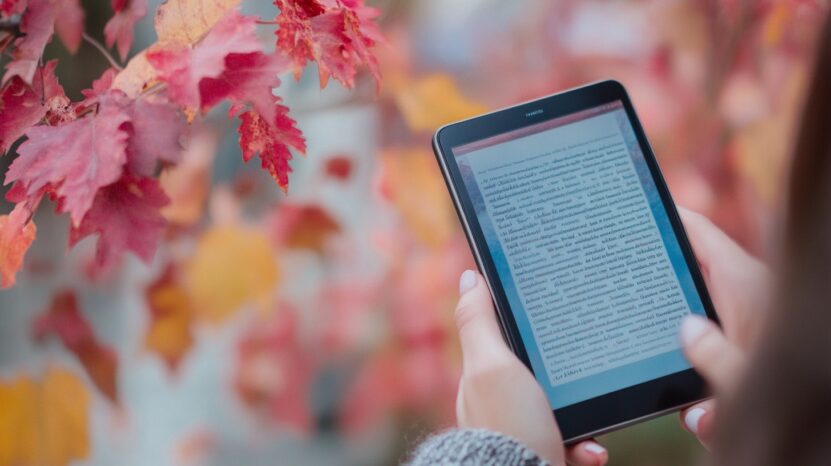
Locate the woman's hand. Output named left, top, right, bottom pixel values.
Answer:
left=454, top=270, right=608, bottom=466
left=676, top=208, right=771, bottom=447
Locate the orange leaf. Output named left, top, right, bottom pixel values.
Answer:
left=0, top=202, right=36, bottom=288
left=269, top=203, right=341, bottom=253
left=33, top=292, right=119, bottom=404
left=160, top=129, right=217, bottom=227
left=379, top=149, right=458, bottom=247
left=184, top=225, right=279, bottom=324
left=762, top=3, right=790, bottom=47
left=154, top=0, right=242, bottom=46
left=394, top=74, right=487, bottom=133
left=0, top=367, right=91, bottom=466
left=144, top=265, right=195, bottom=372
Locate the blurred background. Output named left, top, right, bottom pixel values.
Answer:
left=0, top=0, right=827, bottom=465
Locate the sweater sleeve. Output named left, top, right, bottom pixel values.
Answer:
left=406, top=428, right=550, bottom=466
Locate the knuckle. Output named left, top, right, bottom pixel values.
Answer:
left=689, top=331, right=724, bottom=362
left=453, top=300, right=480, bottom=332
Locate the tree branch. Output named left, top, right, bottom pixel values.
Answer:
left=82, top=33, right=123, bottom=71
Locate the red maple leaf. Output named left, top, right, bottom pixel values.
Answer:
left=268, top=202, right=341, bottom=252
left=68, top=176, right=169, bottom=270
left=0, top=60, right=67, bottom=153
left=6, top=91, right=131, bottom=225
left=3, top=0, right=83, bottom=82
left=273, top=0, right=381, bottom=90
left=104, top=0, right=147, bottom=61
left=146, top=9, right=261, bottom=109
left=4, top=0, right=55, bottom=82
left=236, top=104, right=305, bottom=192
left=199, top=51, right=306, bottom=190
left=198, top=51, right=288, bottom=114
left=53, top=0, right=84, bottom=54
left=33, top=290, right=120, bottom=404
left=0, top=0, right=26, bottom=15
left=324, top=154, right=353, bottom=180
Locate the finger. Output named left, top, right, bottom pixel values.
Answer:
left=677, top=207, right=747, bottom=274
left=455, top=270, right=512, bottom=373
left=680, top=314, right=744, bottom=393
left=679, top=399, right=716, bottom=449
left=565, top=440, right=608, bottom=466
left=455, top=377, right=467, bottom=426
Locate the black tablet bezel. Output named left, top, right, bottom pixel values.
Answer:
left=432, top=80, right=720, bottom=443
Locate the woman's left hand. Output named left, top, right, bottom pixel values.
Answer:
left=454, top=270, right=608, bottom=466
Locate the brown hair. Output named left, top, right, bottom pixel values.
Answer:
left=712, top=13, right=831, bottom=466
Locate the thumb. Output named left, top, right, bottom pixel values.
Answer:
left=680, top=314, right=744, bottom=394
left=455, top=270, right=513, bottom=373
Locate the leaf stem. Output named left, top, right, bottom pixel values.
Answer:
left=82, top=33, right=123, bottom=71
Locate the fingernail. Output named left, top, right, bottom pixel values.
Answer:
left=680, top=315, right=710, bottom=347
left=684, top=407, right=707, bottom=434
left=583, top=442, right=606, bottom=455
left=459, top=269, right=477, bottom=295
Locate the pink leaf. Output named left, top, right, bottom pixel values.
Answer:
left=126, top=95, right=185, bottom=176
left=104, top=0, right=148, bottom=61
left=234, top=305, right=314, bottom=433
left=53, top=0, right=84, bottom=54
left=4, top=0, right=55, bottom=83
left=6, top=92, right=131, bottom=225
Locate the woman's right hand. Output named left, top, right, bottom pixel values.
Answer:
left=675, top=208, right=771, bottom=447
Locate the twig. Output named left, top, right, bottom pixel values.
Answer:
left=256, top=19, right=279, bottom=25
left=82, top=33, right=123, bottom=71
left=140, top=82, right=166, bottom=97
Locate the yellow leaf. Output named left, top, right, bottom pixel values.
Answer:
left=395, top=74, right=488, bottom=133
left=145, top=266, right=195, bottom=372
left=0, top=368, right=90, bottom=466
left=734, top=70, right=804, bottom=204
left=155, top=0, right=242, bottom=46
left=380, top=149, right=457, bottom=247
left=184, top=226, right=279, bottom=324
left=112, top=51, right=158, bottom=98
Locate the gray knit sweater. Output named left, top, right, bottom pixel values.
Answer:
left=408, top=429, right=549, bottom=466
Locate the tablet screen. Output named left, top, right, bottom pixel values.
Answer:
left=451, top=100, right=708, bottom=409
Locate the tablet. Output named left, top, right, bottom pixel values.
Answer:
left=432, top=80, right=719, bottom=443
